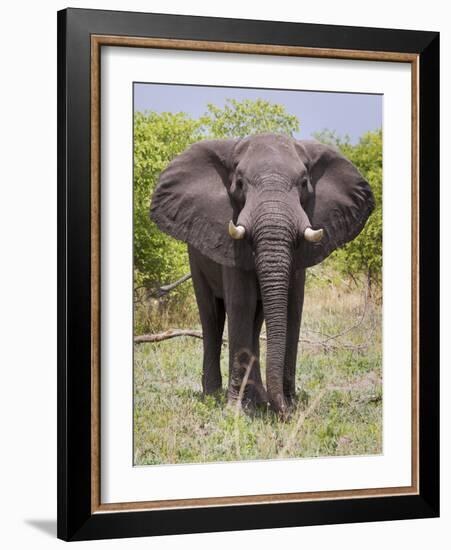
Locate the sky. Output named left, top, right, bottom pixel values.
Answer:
left=134, top=82, right=382, bottom=144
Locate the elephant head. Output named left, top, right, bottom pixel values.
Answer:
left=151, top=133, right=374, bottom=415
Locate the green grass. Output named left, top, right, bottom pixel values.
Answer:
left=134, top=278, right=382, bottom=465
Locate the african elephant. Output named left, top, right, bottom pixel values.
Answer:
left=151, top=133, right=374, bottom=417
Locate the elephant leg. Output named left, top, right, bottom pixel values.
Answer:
left=200, top=296, right=225, bottom=395
left=251, top=302, right=268, bottom=405
left=283, top=268, right=306, bottom=406
left=223, top=271, right=258, bottom=407
left=190, top=263, right=225, bottom=395
left=227, top=317, right=256, bottom=406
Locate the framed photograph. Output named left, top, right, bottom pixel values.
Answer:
left=57, top=8, right=439, bottom=541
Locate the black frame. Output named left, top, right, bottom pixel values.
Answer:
left=57, top=7, right=439, bottom=541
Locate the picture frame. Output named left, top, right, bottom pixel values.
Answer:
left=57, top=7, right=439, bottom=541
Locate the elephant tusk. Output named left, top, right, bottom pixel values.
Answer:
left=304, top=227, right=324, bottom=242
left=228, top=220, right=246, bottom=240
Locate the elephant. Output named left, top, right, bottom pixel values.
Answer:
left=150, top=133, right=374, bottom=417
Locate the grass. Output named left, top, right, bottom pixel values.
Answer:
left=134, top=274, right=382, bottom=465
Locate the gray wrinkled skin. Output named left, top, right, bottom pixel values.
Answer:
left=151, top=134, right=374, bottom=417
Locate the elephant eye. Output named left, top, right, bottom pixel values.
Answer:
left=235, top=177, right=244, bottom=191
left=299, top=176, right=308, bottom=189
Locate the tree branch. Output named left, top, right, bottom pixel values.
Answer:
left=134, top=328, right=369, bottom=351
left=134, top=329, right=203, bottom=343
left=134, top=273, right=192, bottom=301
left=154, top=273, right=192, bottom=297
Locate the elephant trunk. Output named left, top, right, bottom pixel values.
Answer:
left=253, top=200, right=297, bottom=416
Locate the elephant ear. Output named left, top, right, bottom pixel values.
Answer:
left=150, top=139, right=254, bottom=270
left=296, top=140, right=375, bottom=268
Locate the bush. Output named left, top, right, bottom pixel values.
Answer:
left=200, top=98, right=300, bottom=138
left=134, top=111, right=202, bottom=293
left=313, top=129, right=382, bottom=288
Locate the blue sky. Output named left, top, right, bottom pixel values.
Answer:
left=134, top=82, right=382, bottom=144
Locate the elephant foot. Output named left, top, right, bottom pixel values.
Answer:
left=203, top=386, right=222, bottom=396
left=228, top=350, right=268, bottom=410
left=227, top=382, right=268, bottom=412
left=268, top=393, right=291, bottom=421
left=254, top=382, right=269, bottom=407
left=202, top=376, right=222, bottom=397
left=284, top=391, right=297, bottom=411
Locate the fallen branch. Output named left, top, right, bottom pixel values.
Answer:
left=134, top=329, right=203, bottom=343
left=134, top=285, right=372, bottom=351
left=134, top=329, right=368, bottom=351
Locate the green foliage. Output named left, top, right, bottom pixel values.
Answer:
left=134, top=111, right=202, bottom=291
left=200, top=98, right=300, bottom=138
left=313, top=129, right=383, bottom=286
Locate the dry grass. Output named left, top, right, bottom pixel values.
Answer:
left=134, top=271, right=382, bottom=465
